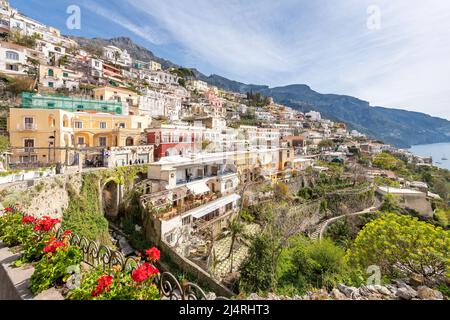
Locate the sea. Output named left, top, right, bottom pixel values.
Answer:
left=409, top=142, right=450, bottom=171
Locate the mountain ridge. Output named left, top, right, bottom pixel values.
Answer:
left=70, top=36, right=450, bottom=148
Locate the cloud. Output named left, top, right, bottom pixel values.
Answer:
left=81, top=0, right=165, bottom=45
left=83, top=0, right=450, bottom=119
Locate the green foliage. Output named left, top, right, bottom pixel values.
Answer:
left=170, top=67, right=194, bottom=78
left=68, top=268, right=160, bottom=300
left=18, top=233, right=53, bottom=265
left=246, top=92, right=271, bottom=107
left=298, top=187, right=313, bottom=200
left=30, top=246, right=82, bottom=294
left=318, top=139, right=335, bottom=150
left=0, top=212, right=33, bottom=247
left=274, top=182, right=289, bottom=201
left=379, top=194, right=402, bottom=213
left=374, top=176, right=400, bottom=187
left=241, top=208, right=255, bottom=223
left=0, top=135, right=9, bottom=153
left=63, top=174, right=110, bottom=244
left=6, top=76, right=35, bottom=95
left=434, top=209, right=450, bottom=228
left=325, top=213, right=381, bottom=249
left=373, top=152, right=404, bottom=171
left=7, top=30, right=37, bottom=48
left=239, top=234, right=275, bottom=293
left=346, top=213, right=450, bottom=281
left=276, top=236, right=349, bottom=295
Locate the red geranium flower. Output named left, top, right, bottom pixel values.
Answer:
left=34, top=216, right=61, bottom=232
left=43, top=237, right=66, bottom=254
left=131, top=262, right=159, bottom=283
left=91, top=275, right=113, bottom=297
left=63, top=230, right=72, bottom=236
left=21, top=216, right=35, bottom=224
left=145, top=247, right=160, bottom=263
left=4, top=207, right=12, bottom=212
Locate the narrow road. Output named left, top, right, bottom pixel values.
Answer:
left=310, top=206, right=378, bottom=240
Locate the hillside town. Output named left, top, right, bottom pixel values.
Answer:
left=0, top=0, right=448, bottom=302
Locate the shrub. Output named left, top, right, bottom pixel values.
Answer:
left=276, top=237, right=349, bottom=294
left=68, top=247, right=161, bottom=300
left=346, top=213, right=450, bottom=282
left=239, top=234, right=275, bottom=294
left=30, top=241, right=82, bottom=294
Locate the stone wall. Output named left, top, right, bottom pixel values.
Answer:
left=0, top=242, right=63, bottom=300
left=0, top=173, right=83, bottom=219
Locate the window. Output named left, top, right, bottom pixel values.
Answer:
left=165, top=233, right=174, bottom=243
left=24, top=117, right=34, bottom=130
left=77, top=137, right=85, bottom=145
left=99, top=137, right=107, bottom=147
left=118, top=123, right=125, bottom=128
left=48, top=82, right=54, bottom=88
left=94, top=61, right=100, bottom=67
left=48, top=69, right=54, bottom=77
left=137, top=122, right=142, bottom=129
left=6, top=64, right=19, bottom=71
left=24, top=139, right=34, bottom=152
left=99, top=122, right=107, bottom=129
left=182, top=216, right=191, bottom=226
left=74, top=121, right=83, bottom=129
left=5, top=51, right=19, bottom=60
left=63, top=72, right=69, bottom=77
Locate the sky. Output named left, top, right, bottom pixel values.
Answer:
left=9, top=0, right=450, bottom=120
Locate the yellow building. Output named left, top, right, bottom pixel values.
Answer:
left=39, top=65, right=83, bottom=91
left=8, top=107, right=150, bottom=165
left=92, top=86, right=140, bottom=115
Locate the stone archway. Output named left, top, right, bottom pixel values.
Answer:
left=102, top=179, right=120, bottom=219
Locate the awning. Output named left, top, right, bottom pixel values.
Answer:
left=187, top=194, right=241, bottom=219
left=186, top=181, right=210, bottom=195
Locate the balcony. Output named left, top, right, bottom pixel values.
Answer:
left=176, top=170, right=236, bottom=186
left=155, top=192, right=223, bottom=221
left=19, top=123, right=37, bottom=131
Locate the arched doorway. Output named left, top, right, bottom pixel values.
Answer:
left=102, top=180, right=119, bottom=219
left=126, top=137, right=134, bottom=146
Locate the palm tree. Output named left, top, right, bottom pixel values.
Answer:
left=227, top=218, right=245, bottom=273
left=25, top=57, right=40, bottom=92
left=113, top=51, right=121, bottom=67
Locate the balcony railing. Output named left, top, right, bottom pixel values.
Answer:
left=176, top=170, right=236, bottom=185
left=156, top=192, right=223, bottom=220
left=21, top=123, right=37, bottom=131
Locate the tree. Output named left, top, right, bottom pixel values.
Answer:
left=58, top=55, right=69, bottom=67
left=318, top=139, right=335, bottom=150
left=227, top=219, right=245, bottom=262
left=346, top=213, right=450, bottom=282
left=0, top=135, right=9, bottom=153
left=274, top=182, right=290, bottom=201
left=373, top=152, right=403, bottom=171
left=25, top=57, right=40, bottom=91
left=277, top=236, right=349, bottom=294
left=239, top=234, right=275, bottom=293
left=114, top=51, right=121, bottom=67
left=7, top=76, right=35, bottom=95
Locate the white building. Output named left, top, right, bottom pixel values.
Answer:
left=305, top=111, right=322, bottom=121
left=0, top=40, right=40, bottom=76
left=139, top=88, right=182, bottom=121
left=103, top=45, right=132, bottom=67
left=186, top=79, right=208, bottom=93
